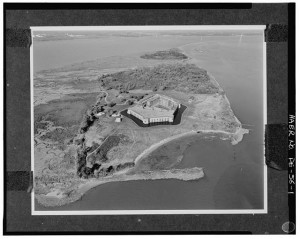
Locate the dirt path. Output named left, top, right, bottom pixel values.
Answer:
left=99, top=89, right=135, bottom=106
left=86, top=128, right=118, bottom=160
left=134, top=131, right=198, bottom=164
left=99, top=90, right=109, bottom=103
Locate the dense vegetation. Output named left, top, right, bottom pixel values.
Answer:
left=140, top=48, right=188, bottom=60
left=76, top=134, right=134, bottom=179
left=99, top=63, right=220, bottom=94
left=34, top=93, right=99, bottom=129
left=40, top=126, right=78, bottom=150
left=34, top=121, right=48, bottom=134
left=87, top=135, right=123, bottom=165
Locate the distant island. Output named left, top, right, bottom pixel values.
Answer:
left=34, top=50, right=249, bottom=207
left=140, top=48, right=188, bottom=60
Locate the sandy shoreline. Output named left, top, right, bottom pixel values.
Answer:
left=134, top=120, right=249, bottom=165
left=35, top=121, right=248, bottom=208
left=78, top=167, right=204, bottom=194
left=35, top=167, right=204, bottom=207
left=134, top=131, right=198, bottom=164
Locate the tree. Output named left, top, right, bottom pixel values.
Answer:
left=159, top=85, right=167, bottom=91
left=136, top=95, right=144, bottom=101
left=127, top=100, right=134, bottom=105
left=108, top=102, right=116, bottom=107
left=108, top=109, right=113, bottom=116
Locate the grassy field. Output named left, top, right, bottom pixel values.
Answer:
left=34, top=92, right=100, bottom=189
left=35, top=93, right=98, bottom=128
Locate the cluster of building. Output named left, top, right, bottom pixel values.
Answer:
left=127, top=94, right=180, bottom=125
left=96, top=111, right=123, bottom=122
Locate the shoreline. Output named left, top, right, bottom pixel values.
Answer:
left=35, top=167, right=204, bottom=208
left=35, top=121, right=248, bottom=208
left=134, top=118, right=249, bottom=165
left=134, top=131, right=198, bottom=164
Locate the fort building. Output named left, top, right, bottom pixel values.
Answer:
left=127, top=94, right=180, bottom=124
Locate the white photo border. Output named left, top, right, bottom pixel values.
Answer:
left=31, top=25, right=267, bottom=215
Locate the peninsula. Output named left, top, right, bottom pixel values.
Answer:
left=34, top=51, right=249, bottom=207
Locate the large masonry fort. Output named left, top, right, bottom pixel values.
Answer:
left=127, top=94, right=181, bottom=125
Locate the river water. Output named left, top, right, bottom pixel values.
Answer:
left=34, top=32, right=265, bottom=211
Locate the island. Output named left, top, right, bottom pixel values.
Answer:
left=140, top=48, right=188, bottom=60
left=34, top=51, right=249, bottom=207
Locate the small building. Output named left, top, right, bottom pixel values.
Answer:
left=96, top=112, right=105, bottom=117
left=188, top=96, right=195, bottom=103
left=115, top=117, right=122, bottom=123
left=112, top=112, right=120, bottom=117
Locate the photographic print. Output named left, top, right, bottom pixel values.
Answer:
left=32, top=26, right=267, bottom=215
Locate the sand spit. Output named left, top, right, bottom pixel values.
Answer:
left=35, top=167, right=204, bottom=207
left=134, top=122, right=249, bottom=165
left=195, top=126, right=249, bottom=146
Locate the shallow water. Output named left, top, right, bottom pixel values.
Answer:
left=34, top=33, right=265, bottom=211
left=33, top=36, right=201, bottom=73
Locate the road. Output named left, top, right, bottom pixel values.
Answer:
left=98, top=90, right=109, bottom=103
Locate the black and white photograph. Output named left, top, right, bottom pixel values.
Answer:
left=32, top=26, right=267, bottom=214
left=3, top=2, right=296, bottom=235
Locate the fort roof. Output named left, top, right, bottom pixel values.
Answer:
left=138, top=94, right=179, bottom=105
left=129, top=105, right=174, bottom=119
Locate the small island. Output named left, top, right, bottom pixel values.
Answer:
left=34, top=54, right=249, bottom=207
left=140, top=48, right=188, bottom=60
